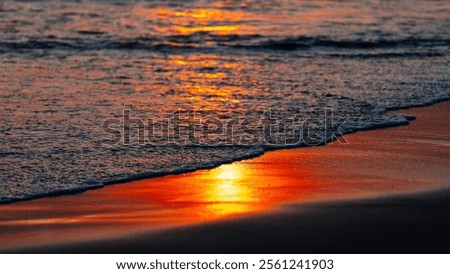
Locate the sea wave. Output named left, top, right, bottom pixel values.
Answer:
left=1, top=35, right=448, bottom=52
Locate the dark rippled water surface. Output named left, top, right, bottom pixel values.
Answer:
left=0, top=0, right=449, bottom=202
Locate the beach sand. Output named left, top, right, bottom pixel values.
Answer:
left=1, top=101, right=449, bottom=253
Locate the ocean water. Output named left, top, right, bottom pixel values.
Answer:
left=0, top=0, right=449, bottom=202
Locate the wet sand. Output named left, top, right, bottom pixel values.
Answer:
left=1, top=101, right=449, bottom=253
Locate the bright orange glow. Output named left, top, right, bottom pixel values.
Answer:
left=168, top=56, right=218, bottom=68
left=202, top=72, right=227, bottom=79
left=106, top=159, right=314, bottom=222
left=174, top=9, right=247, bottom=21
left=131, top=7, right=256, bottom=36
left=211, top=164, right=244, bottom=181
left=203, top=165, right=255, bottom=215
left=175, top=25, right=238, bottom=35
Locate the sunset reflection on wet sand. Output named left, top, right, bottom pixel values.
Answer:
left=1, top=100, right=449, bottom=251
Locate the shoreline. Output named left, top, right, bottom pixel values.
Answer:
left=0, top=100, right=449, bottom=253
left=1, top=97, right=448, bottom=205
